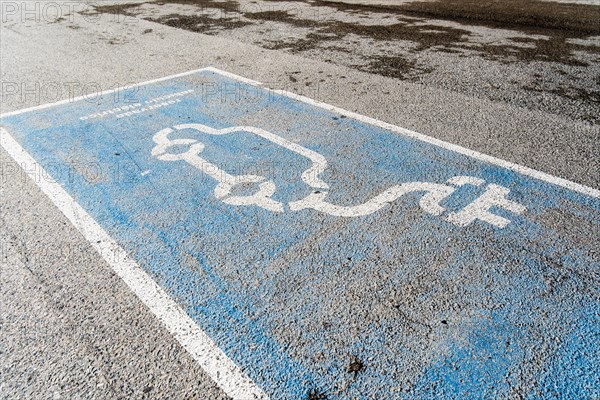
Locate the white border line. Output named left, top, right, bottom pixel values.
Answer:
left=267, top=87, right=600, bottom=199
left=0, top=66, right=598, bottom=399
left=0, top=128, right=268, bottom=399
left=2, top=66, right=598, bottom=198
left=0, top=67, right=261, bottom=118
left=203, top=67, right=599, bottom=198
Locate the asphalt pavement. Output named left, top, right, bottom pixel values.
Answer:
left=1, top=1, right=598, bottom=399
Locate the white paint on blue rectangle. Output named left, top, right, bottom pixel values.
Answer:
left=1, top=67, right=598, bottom=399
left=0, top=129, right=268, bottom=400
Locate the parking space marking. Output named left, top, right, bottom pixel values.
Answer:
left=2, top=67, right=598, bottom=399
left=0, top=129, right=268, bottom=399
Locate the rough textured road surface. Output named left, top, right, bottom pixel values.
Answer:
left=1, top=0, right=598, bottom=399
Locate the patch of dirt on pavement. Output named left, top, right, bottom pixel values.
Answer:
left=360, top=55, right=433, bottom=80
left=91, top=0, right=600, bottom=123
left=245, top=7, right=468, bottom=78
left=400, top=0, right=600, bottom=36
left=154, top=0, right=241, bottom=13
left=245, top=9, right=322, bottom=28
left=147, top=13, right=252, bottom=33
left=93, top=3, right=145, bottom=15
left=315, top=0, right=600, bottom=35
left=247, top=8, right=470, bottom=53
left=96, top=1, right=252, bottom=34
left=261, top=32, right=343, bottom=52
left=93, top=1, right=599, bottom=68
left=461, top=36, right=599, bottom=67
left=313, top=0, right=600, bottom=67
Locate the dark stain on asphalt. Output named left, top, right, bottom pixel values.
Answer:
left=247, top=9, right=469, bottom=53
left=262, top=31, right=344, bottom=53
left=525, top=83, right=600, bottom=103
left=346, top=356, right=364, bottom=373
left=463, top=36, right=599, bottom=67
left=92, top=2, right=141, bottom=15
left=147, top=13, right=252, bottom=34
left=95, top=0, right=252, bottom=34
left=312, top=0, right=600, bottom=35
left=92, top=0, right=600, bottom=111
left=155, top=0, right=241, bottom=12
left=93, top=1, right=600, bottom=68
left=307, top=389, right=326, bottom=399
left=258, top=3, right=599, bottom=68
left=246, top=9, right=318, bottom=26
left=360, top=55, right=433, bottom=81
left=312, top=0, right=600, bottom=69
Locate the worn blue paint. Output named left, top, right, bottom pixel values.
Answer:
left=2, top=70, right=598, bottom=399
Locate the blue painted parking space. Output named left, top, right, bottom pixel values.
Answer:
left=2, top=68, right=598, bottom=399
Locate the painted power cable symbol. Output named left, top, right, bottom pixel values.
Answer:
left=151, top=123, right=525, bottom=228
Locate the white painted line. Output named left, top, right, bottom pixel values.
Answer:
left=267, top=87, right=600, bottom=199
left=0, top=66, right=259, bottom=118
left=0, top=128, right=268, bottom=400
left=1, top=66, right=597, bottom=399
left=203, top=66, right=263, bottom=85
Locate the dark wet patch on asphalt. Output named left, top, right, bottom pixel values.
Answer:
left=94, top=0, right=600, bottom=69
left=90, top=0, right=600, bottom=122
left=91, top=2, right=142, bottom=15
left=155, top=0, right=241, bottom=12
left=307, top=0, right=600, bottom=70
left=148, top=12, right=252, bottom=34
left=247, top=8, right=470, bottom=55
left=312, top=0, right=600, bottom=35
left=359, top=55, right=433, bottom=81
